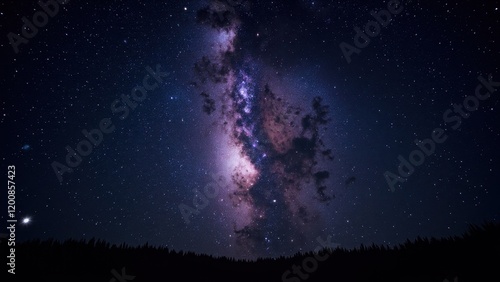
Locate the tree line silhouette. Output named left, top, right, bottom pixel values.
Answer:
left=2, top=222, right=499, bottom=281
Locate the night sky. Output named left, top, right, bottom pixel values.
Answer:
left=1, top=0, right=499, bottom=259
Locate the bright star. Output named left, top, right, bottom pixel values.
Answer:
left=22, top=217, right=31, bottom=225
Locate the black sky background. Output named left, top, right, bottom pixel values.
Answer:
left=1, top=0, right=499, bottom=259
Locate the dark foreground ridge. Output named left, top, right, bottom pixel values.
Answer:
left=3, top=223, right=499, bottom=281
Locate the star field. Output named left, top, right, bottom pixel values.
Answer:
left=1, top=0, right=499, bottom=259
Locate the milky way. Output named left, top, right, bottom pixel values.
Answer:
left=193, top=0, right=338, bottom=257
left=4, top=0, right=497, bottom=264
